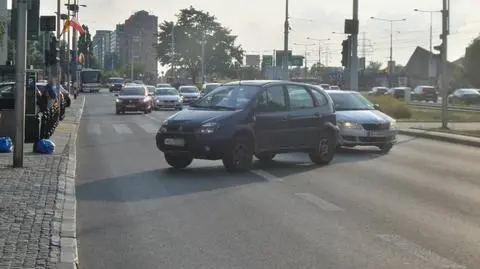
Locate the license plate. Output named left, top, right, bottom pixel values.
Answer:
left=368, top=131, right=390, bottom=137
left=126, top=105, right=136, bottom=108
left=164, top=138, right=185, bottom=147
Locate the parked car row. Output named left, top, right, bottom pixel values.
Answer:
left=154, top=80, right=397, bottom=172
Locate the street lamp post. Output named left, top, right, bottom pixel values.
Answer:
left=170, top=22, right=176, bottom=83
left=370, top=17, right=406, bottom=84
left=414, top=9, right=442, bottom=86
left=283, top=0, right=289, bottom=80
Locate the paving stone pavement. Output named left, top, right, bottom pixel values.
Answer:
left=0, top=96, right=84, bottom=269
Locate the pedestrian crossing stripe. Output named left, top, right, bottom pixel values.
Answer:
left=86, top=122, right=160, bottom=135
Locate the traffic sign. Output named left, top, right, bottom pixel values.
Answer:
left=275, top=50, right=292, bottom=67
left=262, top=55, right=273, bottom=66
left=291, top=55, right=304, bottom=67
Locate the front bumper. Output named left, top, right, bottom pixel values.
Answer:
left=116, top=102, right=149, bottom=111
left=338, top=128, right=397, bottom=146
left=155, top=100, right=182, bottom=109
left=156, top=131, right=230, bottom=160
left=110, top=85, right=122, bottom=91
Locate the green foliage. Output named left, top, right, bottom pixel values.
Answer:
left=365, top=61, right=383, bottom=73
left=366, top=95, right=412, bottom=119
left=464, top=39, right=480, bottom=88
left=77, top=25, right=96, bottom=68
left=156, top=6, right=244, bottom=82
left=27, top=40, right=44, bottom=68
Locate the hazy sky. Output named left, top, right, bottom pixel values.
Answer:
left=37, top=0, right=480, bottom=68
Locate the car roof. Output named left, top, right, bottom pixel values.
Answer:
left=325, top=90, right=357, bottom=94
left=179, top=85, right=198, bottom=88
left=224, top=80, right=321, bottom=88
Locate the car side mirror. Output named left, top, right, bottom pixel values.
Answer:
left=373, top=104, right=380, bottom=109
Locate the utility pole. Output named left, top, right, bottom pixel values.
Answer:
left=440, top=0, right=450, bottom=129
left=294, top=43, right=315, bottom=78
left=72, top=0, right=78, bottom=93
left=171, top=22, right=175, bottom=83
left=13, top=0, right=28, bottom=167
left=56, top=0, right=61, bottom=83
left=349, top=0, right=359, bottom=91
left=283, top=0, right=289, bottom=80
left=67, top=0, right=71, bottom=94
left=362, top=32, right=366, bottom=58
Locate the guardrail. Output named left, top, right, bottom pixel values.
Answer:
left=408, top=102, right=480, bottom=112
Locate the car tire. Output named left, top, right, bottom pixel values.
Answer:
left=255, top=152, right=276, bottom=162
left=309, top=131, right=336, bottom=165
left=165, top=153, right=193, bottom=169
left=222, top=135, right=254, bottom=172
left=378, top=143, right=393, bottom=153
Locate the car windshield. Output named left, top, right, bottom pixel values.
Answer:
left=120, top=88, right=145, bottom=96
left=147, top=86, right=155, bottom=93
left=329, top=92, right=375, bottom=111
left=109, top=78, right=123, bottom=84
left=191, top=85, right=260, bottom=110
left=156, top=84, right=171, bottom=87
left=180, top=87, right=198, bottom=93
left=205, top=84, right=220, bottom=91
left=459, top=89, right=480, bottom=94
left=155, top=88, right=178, bottom=95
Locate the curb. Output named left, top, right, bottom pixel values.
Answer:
left=56, top=96, right=85, bottom=269
left=398, top=129, right=480, bottom=148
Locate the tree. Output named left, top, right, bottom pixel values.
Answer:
left=156, top=6, right=244, bottom=83
left=365, top=61, right=383, bottom=72
left=78, top=25, right=95, bottom=68
left=26, top=40, right=44, bottom=68
left=464, top=39, right=480, bottom=88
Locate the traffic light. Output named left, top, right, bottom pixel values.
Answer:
left=45, top=36, right=60, bottom=66
left=341, top=37, right=351, bottom=67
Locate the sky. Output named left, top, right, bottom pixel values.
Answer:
left=34, top=0, right=480, bottom=69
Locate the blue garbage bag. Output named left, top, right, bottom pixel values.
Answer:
left=35, top=139, right=55, bottom=154
left=0, top=137, right=13, bottom=153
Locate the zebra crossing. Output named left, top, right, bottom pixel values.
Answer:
left=85, top=121, right=161, bottom=135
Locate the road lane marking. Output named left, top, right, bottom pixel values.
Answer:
left=294, top=193, right=344, bottom=212
left=112, top=124, right=133, bottom=134
left=376, top=234, right=465, bottom=268
left=87, top=123, right=101, bottom=134
left=251, top=169, right=283, bottom=182
left=138, top=122, right=158, bottom=133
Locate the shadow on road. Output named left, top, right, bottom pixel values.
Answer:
left=76, top=165, right=264, bottom=203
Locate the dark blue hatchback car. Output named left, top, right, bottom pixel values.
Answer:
left=156, top=80, right=338, bottom=172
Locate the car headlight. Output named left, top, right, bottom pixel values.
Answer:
left=337, top=121, right=363, bottom=130
left=198, top=122, right=219, bottom=134
left=389, top=121, right=397, bottom=130
left=115, top=98, right=121, bottom=103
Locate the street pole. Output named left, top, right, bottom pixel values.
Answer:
left=67, top=0, right=71, bottom=94
left=130, top=39, right=134, bottom=80
left=429, top=12, right=434, bottom=86
left=317, top=42, right=321, bottom=66
left=72, top=0, right=78, bottom=94
left=349, top=0, right=359, bottom=91
left=440, top=0, right=450, bottom=129
left=13, top=0, right=28, bottom=167
left=283, top=0, right=289, bottom=80
left=56, top=0, right=61, bottom=83
left=171, top=23, right=175, bottom=83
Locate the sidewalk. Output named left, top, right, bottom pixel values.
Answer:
left=0, top=96, right=84, bottom=269
left=397, top=121, right=480, bottom=147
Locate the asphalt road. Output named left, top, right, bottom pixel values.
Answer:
left=76, top=90, right=480, bottom=269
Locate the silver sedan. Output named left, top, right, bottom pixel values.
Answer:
left=154, top=87, right=183, bottom=110
left=327, top=90, right=397, bottom=153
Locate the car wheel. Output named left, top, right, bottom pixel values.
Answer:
left=255, top=152, right=276, bottom=162
left=378, top=143, right=393, bottom=153
left=164, top=153, right=193, bottom=169
left=309, top=131, right=336, bottom=165
left=222, top=135, right=253, bottom=172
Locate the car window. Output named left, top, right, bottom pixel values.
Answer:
left=265, top=85, right=287, bottom=111
left=286, top=85, right=314, bottom=109
left=311, top=88, right=328, bottom=106
left=120, top=87, right=145, bottom=96
left=179, top=87, right=198, bottom=93
left=192, top=85, right=260, bottom=110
